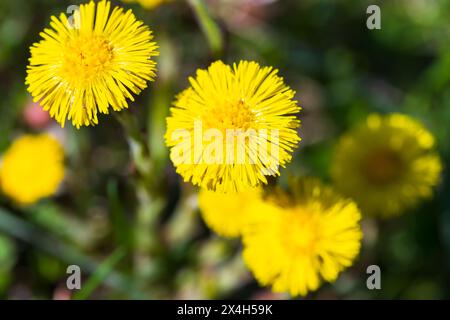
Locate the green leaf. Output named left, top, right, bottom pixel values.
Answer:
left=73, top=247, right=126, bottom=300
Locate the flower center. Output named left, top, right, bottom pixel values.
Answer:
left=361, top=148, right=403, bottom=185
left=62, top=35, right=114, bottom=83
left=204, top=99, right=255, bottom=132
left=281, top=208, right=320, bottom=256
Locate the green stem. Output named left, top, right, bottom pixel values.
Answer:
left=187, top=0, right=224, bottom=57
left=115, top=111, right=165, bottom=285
left=115, top=112, right=153, bottom=177
left=134, top=181, right=165, bottom=282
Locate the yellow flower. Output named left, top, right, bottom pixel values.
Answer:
left=26, top=0, right=159, bottom=128
left=331, top=113, right=442, bottom=217
left=121, top=0, right=166, bottom=10
left=0, top=134, right=65, bottom=205
left=198, top=187, right=262, bottom=238
left=165, top=60, right=301, bottom=193
left=242, top=178, right=362, bottom=297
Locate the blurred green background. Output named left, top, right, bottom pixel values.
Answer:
left=0, top=0, right=449, bottom=299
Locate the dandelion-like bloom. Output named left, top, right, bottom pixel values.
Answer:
left=165, top=60, right=301, bottom=193
left=198, top=187, right=261, bottom=238
left=0, top=134, right=65, bottom=205
left=121, top=0, right=166, bottom=10
left=242, top=178, right=362, bottom=297
left=331, top=113, right=442, bottom=217
left=26, top=0, right=159, bottom=128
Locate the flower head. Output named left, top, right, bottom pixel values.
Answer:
left=26, top=0, right=159, bottom=128
left=331, top=113, right=442, bottom=217
left=165, top=60, right=301, bottom=193
left=121, top=0, right=166, bottom=10
left=242, top=178, right=362, bottom=297
left=198, top=187, right=262, bottom=238
left=0, top=134, right=65, bottom=205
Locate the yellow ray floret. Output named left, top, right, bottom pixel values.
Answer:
left=0, top=134, right=65, bottom=205
left=198, top=187, right=262, bottom=238
left=331, top=113, right=442, bottom=217
left=26, top=0, right=159, bottom=128
left=242, top=178, right=362, bottom=297
left=165, top=60, right=301, bottom=193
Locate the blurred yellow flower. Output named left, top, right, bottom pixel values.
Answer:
left=121, top=0, right=166, bottom=9
left=165, top=60, right=301, bottom=193
left=242, top=178, right=362, bottom=297
left=26, top=0, right=159, bottom=128
left=0, top=134, right=65, bottom=205
left=198, top=187, right=262, bottom=238
left=331, top=113, right=442, bottom=217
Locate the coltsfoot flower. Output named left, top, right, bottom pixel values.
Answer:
left=198, top=187, right=262, bottom=238
left=0, top=134, right=65, bottom=205
left=26, top=0, right=159, bottom=128
left=331, top=113, right=442, bottom=217
left=165, top=60, right=301, bottom=193
left=121, top=0, right=166, bottom=9
left=242, top=178, right=362, bottom=297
